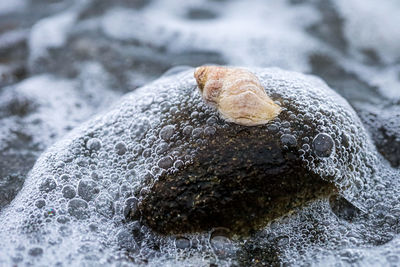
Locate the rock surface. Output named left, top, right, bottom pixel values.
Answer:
left=139, top=67, right=374, bottom=235
left=0, top=68, right=391, bottom=266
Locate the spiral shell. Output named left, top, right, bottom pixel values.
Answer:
left=194, top=66, right=281, bottom=126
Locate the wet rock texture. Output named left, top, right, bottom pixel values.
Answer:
left=139, top=106, right=334, bottom=235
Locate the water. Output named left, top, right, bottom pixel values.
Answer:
left=0, top=0, right=399, bottom=266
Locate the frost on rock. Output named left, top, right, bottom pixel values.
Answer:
left=0, top=68, right=384, bottom=266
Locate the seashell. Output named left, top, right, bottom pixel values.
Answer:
left=194, top=66, right=281, bottom=126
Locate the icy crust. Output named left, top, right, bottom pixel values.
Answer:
left=0, top=68, right=378, bottom=265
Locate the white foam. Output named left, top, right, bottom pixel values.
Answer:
left=101, top=0, right=322, bottom=72
left=29, top=11, right=77, bottom=63
left=0, top=65, right=119, bottom=153
left=0, top=0, right=26, bottom=15
left=335, top=0, right=400, bottom=64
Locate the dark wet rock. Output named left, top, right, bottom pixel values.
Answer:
left=238, top=232, right=280, bottom=266
left=139, top=121, right=334, bottom=234
left=0, top=1, right=228, bottom=214
left=0, top=63, right=27, bottom=88
left=361, top=48, right=382, bottom=66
